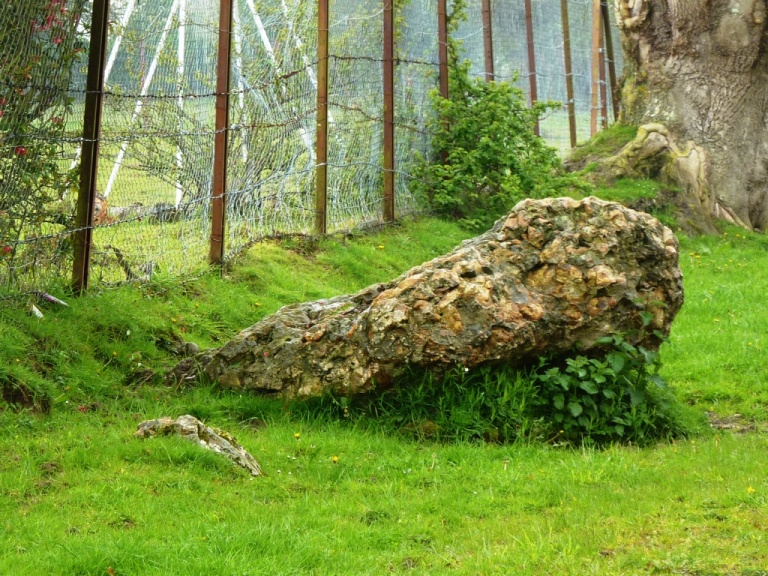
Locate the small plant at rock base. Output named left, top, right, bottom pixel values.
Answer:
left=531, top=334, right=687, bottom=445
left=358, top=365, right=544, bottom=443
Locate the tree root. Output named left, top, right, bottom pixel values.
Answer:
left=135, top=415, right=263, bottom=477
left=588, top=123, right=748, bottom=232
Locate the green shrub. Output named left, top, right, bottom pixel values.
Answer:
left=1, top=1, right=88, bottom=283
left=531, top=335, right=685, bottom=445
left=411, top=1, right=582, bottom=231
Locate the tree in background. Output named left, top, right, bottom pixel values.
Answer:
left=0, top=0, right=87, bottom=280
left=412, top=0, right=574, bottom=231
left=612, top=0, right=768, bottom=232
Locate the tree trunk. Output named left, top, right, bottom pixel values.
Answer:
left=615, top=0, right=768, bottom=230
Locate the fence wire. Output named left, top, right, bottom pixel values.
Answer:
left=0, top=0, right=87, bottom=295
left=395, top=0, right=440, bottom=219
left=1, top=0, right=624, bottom=299
left=224, top=0, right=319, bottom=254
left=326, top=0, right=385, bottom=231
left=89, top=0, right=217, bottom=285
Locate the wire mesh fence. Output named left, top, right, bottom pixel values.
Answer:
left=1, top=0, right=624, bottom=300
left=226, top=0, right=318, bottom=250
left=395, top=0, right=440, bottom=218
left=90, top=0, right=218, bottom=285
left=0, top=0, right=88, bottom=295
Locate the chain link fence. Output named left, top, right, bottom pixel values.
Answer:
left=1, top=0, right=623, bottom=299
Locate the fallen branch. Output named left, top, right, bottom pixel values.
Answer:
left=135, top=414, right=263, bottom=477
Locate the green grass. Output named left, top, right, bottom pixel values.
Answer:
left=594, top=178, right=662, bottom=203
left=662, top=226, right=768, bottom=420
left=565, top=123, right=639, bottom=169
left=2, top=201, right=768, bottom=574
left=1, top=409, right=766, bottom=575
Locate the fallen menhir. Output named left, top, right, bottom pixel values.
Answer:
left=170, top=197, right=683, bottom=398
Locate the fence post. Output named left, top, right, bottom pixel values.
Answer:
left=438, top=0, right=449, bottom=101
left=437, top=0, right=450, bottom=166
left=481, top=0, right=494, bottom=82
left=523, top=0, right=539, bottom=136
left=210, top=0, right=233, bottom=264
left=590, top=0, right=601, bottom=137
left=383, top=0, right=395, bottom=222
left=599, top=28, right=608, bottom=129
left=316, top=0, right=329, bottom=234
left=72, top=0, right=110, bottom=293
left=560, top=0, right=577, bottom=148
left=601, top=0, right=620, bottom=121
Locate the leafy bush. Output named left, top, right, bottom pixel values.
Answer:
left=531, top=334, right=685, bottom=445
left=411, top=2, right=581, bottom=231
left=0, top=1, right=87, bottom=281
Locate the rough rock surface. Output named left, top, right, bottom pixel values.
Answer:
left=135, top=415, right=262, bottom=476
left=172, top=197, right=683, bottom=398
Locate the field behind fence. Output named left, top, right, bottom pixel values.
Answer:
left=0, top=0, right=623, bottom=298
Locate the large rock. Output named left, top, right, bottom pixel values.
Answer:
left=172, top=197, right=683, bottom=398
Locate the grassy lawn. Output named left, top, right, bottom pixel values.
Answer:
left=1, top=204, right=767, bottom=575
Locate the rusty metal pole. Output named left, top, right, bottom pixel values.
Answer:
left=481, top=0, right=494, bottom=82
left=72, top=0, right=110, bottom=293
left=383, top=0, right=395, bottom=222
left=316, top=0, right=329, bottom=234
left=590, top=0, right=601, bottom=137
left=523, top=0, right=539, bottom=136
left=601, top=0, right=620, bottom=121
left=598, top=26, right=608, bottom=129
left=210, top=0, right=233, bottom=264
left=560, top=0, right=577, bottom=148
left=437, top=0, right=450, bottom=166
left=437, top=0, right=449, bottom=101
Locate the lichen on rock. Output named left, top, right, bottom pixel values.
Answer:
left=170, top=197, right=684, bottom=399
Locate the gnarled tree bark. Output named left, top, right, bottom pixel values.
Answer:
left=614, top=0, right=768, bottom=230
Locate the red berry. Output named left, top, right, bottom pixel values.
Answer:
left=15, top=146, right=26, bottom=156
left=2, top=246, right=11, bottom=254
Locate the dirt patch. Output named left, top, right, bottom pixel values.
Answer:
left=706, top=412, right=764, bottom=434
left=0, top=376, right=50, bottom=413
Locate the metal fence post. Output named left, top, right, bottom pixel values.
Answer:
left=601, top=0, right=620, bottom=121
left=523, top=0, right=539, bottom=136
left=438, top=0, right=449, bottom=101
left=481, top=0, right=494, bottom=82
left=599, top=28, right=608, bottom=129
left=560, top=0, right=577, bottom=148
left=210, top=0, right=233, bottom=264
left=590, top=0, right=602, bottom=137
left=72, top=0, right=110, bottom=293
left=316, top=0, right=329, bottom=234
left=383, top=0, right=395, bottom=222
